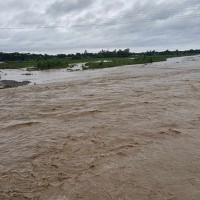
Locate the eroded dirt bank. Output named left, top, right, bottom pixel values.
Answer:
left=0, top=56, right=200, bottom=199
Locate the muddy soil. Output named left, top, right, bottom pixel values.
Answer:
left=0, top=56, right=200, bottom=200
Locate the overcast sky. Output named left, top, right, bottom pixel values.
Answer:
left=0, top=0, right=200, bottom=54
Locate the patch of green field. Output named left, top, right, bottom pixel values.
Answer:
left=0, top=60, right=36, bottom=69
left=0, top=57, right=114, bottom=70
left=0, top=54, right=196, bottom=70
left=83, top=56, right=171, bottom=70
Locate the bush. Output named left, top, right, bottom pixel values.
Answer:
left=36, top=60, right=69, bottom=70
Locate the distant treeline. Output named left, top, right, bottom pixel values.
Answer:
left=0, top=48, right=200, bottom=61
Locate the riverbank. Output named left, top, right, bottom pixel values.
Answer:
left=0, top=54, right=197, bottom=70
left=0, top=55, right=199, bottom=86
left=0, top=55, right=200, bottom=199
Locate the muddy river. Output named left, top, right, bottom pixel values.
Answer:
left=0, top=55, right=200, bottom=199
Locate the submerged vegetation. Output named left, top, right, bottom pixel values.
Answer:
left=83, top=56, right=170, bottom=70
left=22, top=73, right=33, bottom=76
left=0, top=49, right=199, bottom=70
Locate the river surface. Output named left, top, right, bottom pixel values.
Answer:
left=0, top=55, right=200, bottom=200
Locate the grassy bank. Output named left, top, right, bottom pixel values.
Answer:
left=83, top=54, right=196, bottom=70
left=0, top=57, right=114, bottom=70
left=35, top=58, right=115, bottom=70
left=36, top=60, right=69, bottom=70
left=0, top=60, right=36, bottom=69
left=0, top=54, right=197, bottom=70
left=83, top=56, right=168, bottom=70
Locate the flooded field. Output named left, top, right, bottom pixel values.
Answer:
left=0, top=64, right=84, bottom=85
left=0, top=55, right=200, bottom=199
left=0, top=56, right=199, bottom=85
left=0, top=60, right=113, bottom=85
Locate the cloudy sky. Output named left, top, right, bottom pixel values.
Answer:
left=0, top=0, right=200, bottom=54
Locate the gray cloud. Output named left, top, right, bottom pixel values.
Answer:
left=0, top=0, right=200, bottom=54
left=47, top=0, right=93, bottom=16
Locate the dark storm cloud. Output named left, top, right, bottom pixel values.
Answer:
left=0, top=0, right=200, bottom=54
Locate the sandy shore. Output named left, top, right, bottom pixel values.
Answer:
left=0, top=56, right=200, bottom=199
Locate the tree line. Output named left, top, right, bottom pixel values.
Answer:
left=0, top=48, right=200, bottom=61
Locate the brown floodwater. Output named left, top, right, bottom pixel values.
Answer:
left=0, top=56, right=200, bottom=199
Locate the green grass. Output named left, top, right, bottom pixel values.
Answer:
left=36, top=60, right=69, bottom=70
left=0, top=57, right=114, bottom=70
left=0, top=60, right=36, bottom=69
left=83, top=56, right=170, bottom=70
left=0, top=54, right=197, bottom=70
left=83, top=54, right=199, bottom=70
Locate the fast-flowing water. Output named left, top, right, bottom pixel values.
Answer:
left=0, top=55, right=200, bottom=199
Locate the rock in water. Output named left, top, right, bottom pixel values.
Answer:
left=0, top=80, right=31, bottom=89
